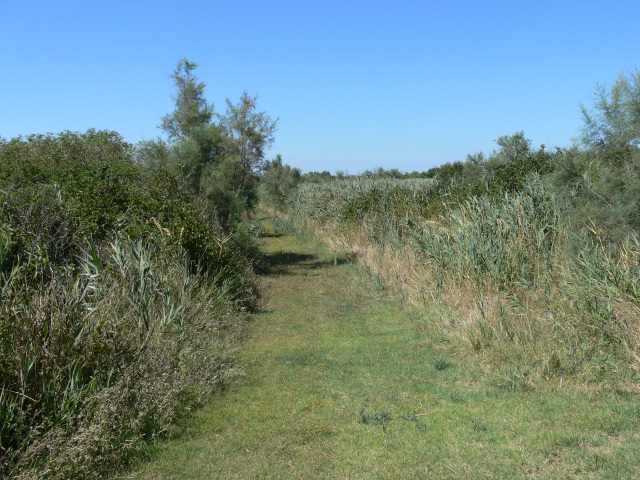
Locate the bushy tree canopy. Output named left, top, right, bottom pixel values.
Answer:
left=550, top=70, right=640, bottom=238
left=138, top=59, right=278, bottom=228
left=580, top=69, right=640, bottom=168
left=222, top=91, right=278, bottom=177
left=160, top=58, right=214, bottom=141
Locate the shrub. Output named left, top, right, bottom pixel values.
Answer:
left=0, top=131, right=256, bottom=478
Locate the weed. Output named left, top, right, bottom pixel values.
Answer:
left=359, top=409, right=392, bottom=431
left=401, top=412, right=428, bottom=432
left=471, top=418, right=488, bottom=433
left=433, top=355, right=453, bottom=371
left=489, top=367, right=533, bottom=392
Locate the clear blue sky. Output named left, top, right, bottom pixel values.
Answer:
left=1, top=1, right=638, bottom=173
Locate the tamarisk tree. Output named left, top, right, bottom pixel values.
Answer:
left=137, top=58, right=278, bottom=227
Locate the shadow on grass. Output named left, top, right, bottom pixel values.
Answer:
left=263, top=252, right=353, bottom=275
left=258, top=232, right=284, bottom=238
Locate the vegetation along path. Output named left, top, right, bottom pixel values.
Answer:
left=130, top=218, right=640, bottom=479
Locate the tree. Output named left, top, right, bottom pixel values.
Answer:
left=221, top=91, right=278, bottom=180
left=494, top=131, right=532, bottom=163
left=466, top=151, right=486, bottom=165
left=550, top=70, right=640, bottom=238
left=580, top=69, right=640, bottom=168
left=259, top=154, right=301, bottom=211
left=201, top=155, right=258, bottom=226
left=160, top=58, right=214, bottom=141
left=140, top=60, right=278, bottom=228
left=134, top=137, right=171, bottom=172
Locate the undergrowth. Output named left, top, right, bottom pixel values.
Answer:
left=286, top=172, right=640, bottom=388
left=0, top=131, right=256, bottom=479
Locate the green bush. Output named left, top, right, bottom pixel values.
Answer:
left=0, top=130, right=256, bottom=478
left=0, top=131, right=256, bottom=302
left=259, top=154, right=302, bottom=212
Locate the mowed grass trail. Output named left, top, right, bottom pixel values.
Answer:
left=129, top=220, right=640, bottom=479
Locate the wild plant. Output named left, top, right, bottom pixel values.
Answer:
left=288, top=171, right=640, bottom=384
left=409, top=175, right=561, bottom=290
left=359, top=409, right=392, bottom=431
left=433, top=355, right=453, bottom=371
left=566, top=228, right=640, bottom=365
left=0, top=131, right=256, bottom=479
left=1, top=234, right=247, bottom=479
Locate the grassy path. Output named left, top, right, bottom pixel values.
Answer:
left=130, top=224, right=640, bottom=479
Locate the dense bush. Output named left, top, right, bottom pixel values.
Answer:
left=0, top=130, right=255, bottom=478
left=548, top=70, right=640, bottom=241
left=137, top=60, right=278, bottom=230
left=0, top=131, right=256, bottom=297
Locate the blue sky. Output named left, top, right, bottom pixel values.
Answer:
left=1, top=1, right=638, bottom=173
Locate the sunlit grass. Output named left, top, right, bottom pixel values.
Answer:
left=129, top=219, right=640, bottom=479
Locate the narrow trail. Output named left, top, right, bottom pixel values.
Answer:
left=130, top=226, right=640, bottom=480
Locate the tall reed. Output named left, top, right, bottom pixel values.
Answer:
left=1, top=235, right=247, bottom=479
left=288, top=174, right=640, bottom=383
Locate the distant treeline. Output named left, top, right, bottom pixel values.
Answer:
left=291, top=69, right=640, bottom=242
left=300, top=133, right=553, bottom=183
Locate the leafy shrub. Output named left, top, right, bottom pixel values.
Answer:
left=259, top=154, right=301, bottom=212
left=359, top=409, right=392, bottom=431
left=0, top=131, right=256, bottom=478
left=0, top=131, right=256, bottom=304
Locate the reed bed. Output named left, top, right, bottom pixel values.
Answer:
left=287, top=175, right=640, bottom=385
left=0, top=237, right=249, bottom=480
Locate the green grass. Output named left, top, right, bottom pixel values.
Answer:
left=126, top=216, right=640, bottom=479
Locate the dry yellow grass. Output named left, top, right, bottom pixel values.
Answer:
left=304, top=214, right=640, bottom=386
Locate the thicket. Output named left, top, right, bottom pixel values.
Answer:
left=287, top=70, right=640, bottom=385
left=0, top=126, right=257, bottom=476
left=258, top=154, right=302, bottom=212
left=136, top=58, right=278, bottom=229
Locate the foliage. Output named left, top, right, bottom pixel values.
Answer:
left=580, top=70, right=640, bottom=169
left=221, top=91, right=278, bottom=178
left=286, top=128, right=640, bottom=382
left=201, top=154, right=259, bottom=227
left=550, top=70, right=640, bottom=239
left=138, top=59, right=278, bottom=228
left=259, top=154, right=302, bottom=211
left=300, top=170, right=334, bottom=183
left=159, top=58, right=214, bottom=141
left=0, top=130, right=255, bottom=478
left=493, top=130, right=532, bottom=163
left=359, top=409, right=392, bottom=431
